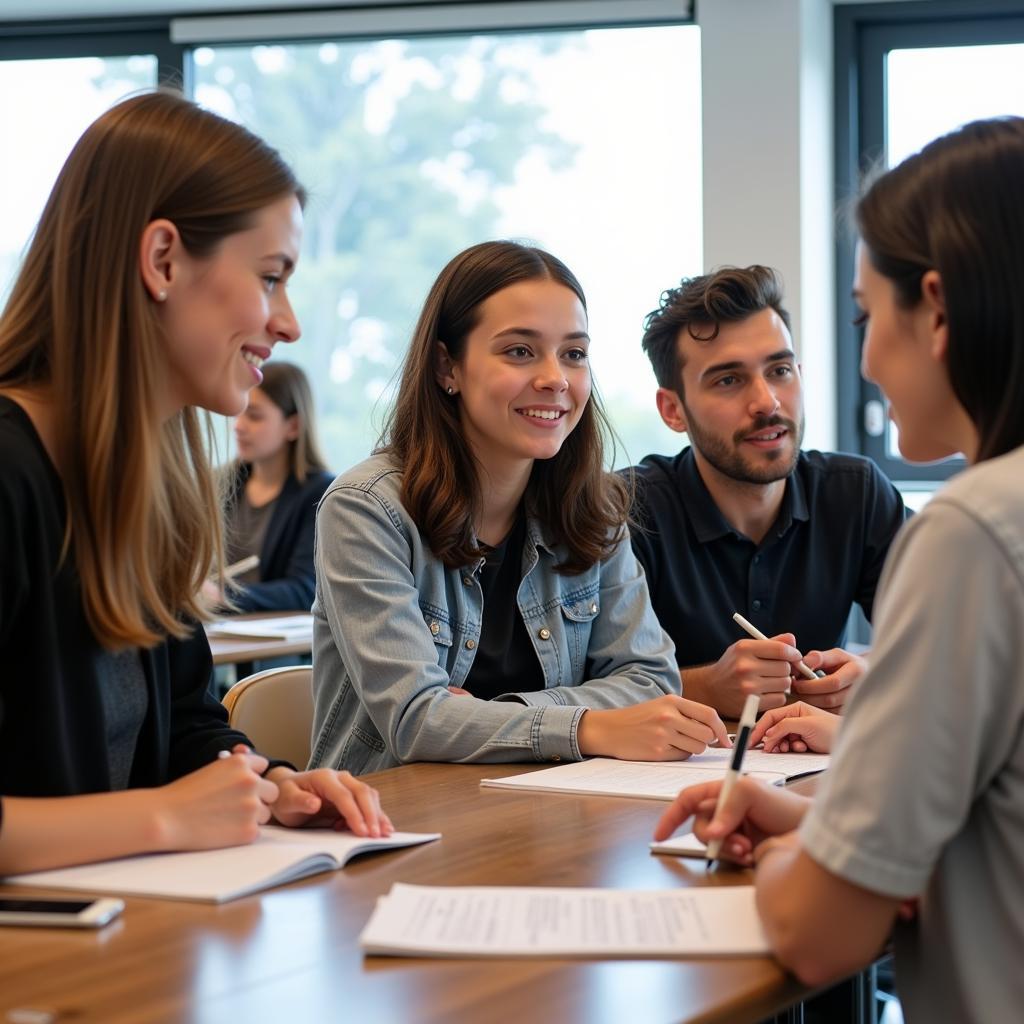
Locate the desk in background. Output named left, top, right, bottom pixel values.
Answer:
left=205, top=611, right=313, bottom=667
left=0, top=763, right=821, bottom=1024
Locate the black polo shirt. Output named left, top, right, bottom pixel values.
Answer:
left=629, top=448, right=908, bottom=669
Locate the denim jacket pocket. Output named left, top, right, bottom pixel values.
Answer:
left=559, top=593, right=599, bottom=679
left=421, top=607, right=453, bottom=669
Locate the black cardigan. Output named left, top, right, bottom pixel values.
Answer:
left=0, top=397, right=257, bottom=804
left=225, top=462, right=333, bottom=612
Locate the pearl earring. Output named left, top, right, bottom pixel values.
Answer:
left=156, top=289, right=167, bottom=302
left=446, top=385, right=454, bottom=395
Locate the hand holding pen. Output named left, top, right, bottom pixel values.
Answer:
left=705, top=693, right=759, bottom=867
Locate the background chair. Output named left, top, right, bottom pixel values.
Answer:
left=222, top=665, right=313, bottom=769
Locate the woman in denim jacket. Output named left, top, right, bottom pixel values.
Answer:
left=310, top=241, right=728, bottom=773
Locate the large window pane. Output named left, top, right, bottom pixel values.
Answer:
left=0, top=56, right=158, bottom=303
left=193, top=26, right=701, bottom=474
left=887, top=43, right=1024, bottom=167
left=877, top=42, right=1024, bottom=475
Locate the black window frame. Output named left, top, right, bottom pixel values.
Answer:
left=835, top=0, right=1024, bottom=483
left=0, top=17, right=183, bottom=82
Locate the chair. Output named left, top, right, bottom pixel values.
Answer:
left=222, top=665, right=314, bottom=769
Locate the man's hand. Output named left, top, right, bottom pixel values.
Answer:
left=790, top=647, right=867, bottom=711
left=683, top=633, right=808, bottom=717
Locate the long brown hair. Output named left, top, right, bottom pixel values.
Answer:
left=857, top=117, right=1024, bottom=463
left=379, top=240, right=628, bottom=574
left=0, top=90, right=305, bottom=649
left=248, top=361, right=328, bottom=482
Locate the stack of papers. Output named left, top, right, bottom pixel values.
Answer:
left=360, top=883, right=769, bottom=957
left=481, top=748, right=829, bottom=802
left=6, top=826, right=440, bottom=903
left=206, top=614, right=315, bottom=642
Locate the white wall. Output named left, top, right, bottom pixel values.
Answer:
left=699, top=0, right=836, bottom=450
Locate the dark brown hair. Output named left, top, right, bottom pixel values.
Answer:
left=0, top=90, right=304, bottom=649
left=641, top=265, right=791, bottom=392
left=379, top=240, right=629, bottom=573
left=857, top=116, right=1024, bottom=463
left=252, top=361, right=328, bottom=481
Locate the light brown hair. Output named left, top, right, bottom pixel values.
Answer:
left=379, top=240, right=629, bottom=574
left=248, top=361, right=328, bottom=482
left=0, top=90, right=305, bottom=649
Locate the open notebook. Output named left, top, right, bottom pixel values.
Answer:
left=206, top=614, right=314, bottom=642
left=361, top=882, right=769, bottom=958
left=6, top=827, right=440, bottom=904
left=481, top=748, right=829, bottom=802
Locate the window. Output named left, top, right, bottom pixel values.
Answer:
left=191, top=24, right=701, bottom=473
left=835, top=2, right=1024, bottom=495
left=1, top=7, right=700, bottom=474
left=0, top=54, right=160, bottom=304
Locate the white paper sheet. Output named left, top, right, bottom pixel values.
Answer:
left=360, top=883, right=769, bottom=957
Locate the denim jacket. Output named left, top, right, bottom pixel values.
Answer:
left=309, top=454, right=679, bottom=773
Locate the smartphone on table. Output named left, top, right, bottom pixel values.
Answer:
left=0, top=896, right=124, bottom=928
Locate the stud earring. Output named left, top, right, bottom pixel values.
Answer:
left=446, top=385, right=454, bottom=395
left=156, top=289, right=167, bottom=302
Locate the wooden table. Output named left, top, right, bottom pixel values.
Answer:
left=0, top=764, right=820, bottom=1024
left=206, top=612, right=313, bottom=667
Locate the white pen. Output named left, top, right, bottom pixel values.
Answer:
left=732, top=611, right=826, bottom=681
left=223, top=554, right=260, bottom=580
left=705, top=692, right=759, bottom=867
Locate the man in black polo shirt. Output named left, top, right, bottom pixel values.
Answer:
left=630, top=265, right=907, bottom=718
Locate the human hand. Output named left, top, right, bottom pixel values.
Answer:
left=447, top=686, right=472, bottom=696
left=155, top=748, right=277, bottom=851
left=577, top=695, right=730, bottom=761
left=749, top=701, right=840, bottom=753
left=265, top=766, right=393, bottom=837
left=790, top=647, right=867, bottom=711
left=200, top=578, right=224, bottom=607
left=705, top=634, right=808, bottom=716
left=653, top=775, right=810, bottom=866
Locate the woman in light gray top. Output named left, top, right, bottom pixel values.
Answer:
left=310, top=241, right=728, bottom=774
left=656, top=117, right=1024, bottom=1023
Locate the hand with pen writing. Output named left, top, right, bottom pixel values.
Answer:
left=653, top=774, right=811, bottom=867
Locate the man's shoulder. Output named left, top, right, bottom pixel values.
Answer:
left=627, top=450, right=690, bottom=498
left=797, top=449, right=893, bottom=494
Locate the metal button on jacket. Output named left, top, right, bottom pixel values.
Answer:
left=538, top=627, right=551, bottom=640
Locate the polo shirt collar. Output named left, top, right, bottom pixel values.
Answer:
left=674, top=446, right=809, bottom=544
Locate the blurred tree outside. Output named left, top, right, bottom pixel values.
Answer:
left=195, top=35, right=578, bottom=474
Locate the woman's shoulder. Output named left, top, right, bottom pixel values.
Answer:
left=327, top=452, right=404, bottom=498
left=0, top=401, right=54, bottom=505
left=923, top=445, right=1024, bottom=566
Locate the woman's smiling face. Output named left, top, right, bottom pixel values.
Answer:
left=445, top=277, right=591, bottom=480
